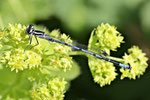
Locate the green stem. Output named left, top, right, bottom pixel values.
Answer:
left=69, top=51, right=125, bottom=62
left=69, top=51, right=88, bottom=56
left=107, top=56, right=125, bottom=62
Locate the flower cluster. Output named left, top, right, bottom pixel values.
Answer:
left=31, top=77, right=67, bottom=100
left=88, top=57, right=117, bottom=87
left=120, top=46, right=148, bottom=79
left=0, top=24, right=73, bottom=72
left=1, top=49, right=42, bottom=72
left=88, top=23, right=124, bottom=54
left=88, top=23, right=148, bottom=87
left=88, top=23, right=123, bottom=87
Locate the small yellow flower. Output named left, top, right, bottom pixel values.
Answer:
left=54, top=45, right=67, bottom=54
left=60, top=57, right=72, bottom=72
left=88, top=57, right=117, bottom=87
left=31, top=78, right=66, bottom=100
left=88, top=23, right=122, bottom=87
left=0, top=24, right=73, bottom=72
left=2, top=49, right=27, bottom=72
left=89, top=23, right=124, bottom=52
left=48, top=78, right=66, bottom=98
left=61, top=33, right=72, bottom=44
left=120, top=46, right=148, bottom=79
left=26, top=51, right=42, bottom=69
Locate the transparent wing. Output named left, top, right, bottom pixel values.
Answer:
left=73, top=41, right=109, bottom=57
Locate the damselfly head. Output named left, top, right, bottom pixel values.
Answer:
left=26, top=24, right=34, bottom=35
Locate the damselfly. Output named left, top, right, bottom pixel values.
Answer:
left=26, top=24, right=131, bottom=69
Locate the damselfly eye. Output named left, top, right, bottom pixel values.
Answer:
left=26, top=24, right=34, bottom=34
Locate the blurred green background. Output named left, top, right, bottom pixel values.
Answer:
left=0, top=0, right=150, bottom=100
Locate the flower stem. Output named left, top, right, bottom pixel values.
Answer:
left=107, top=56, right=125, bottom=62
left=69, top=51, right=88, bottom=56
left=69, top=51, right=125, bottom=62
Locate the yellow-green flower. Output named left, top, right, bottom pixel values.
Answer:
left=48, top=55, right=73, bottom=72
left=48, top=78, right=66, bottom=99
left=88, top=23, right=124, bottom=54
left=26, top=51, right=42, bottom=69
left=88, top=23, right=123, bottom=87
left=1, top=49, right=27, bottom=72
left=31, top=77, right=67, bottom=100
left=0, top=24, right=73, bottom=72
left=88, top=57, right=117, bottom=87
left=120, top=46, right=148, bottom=79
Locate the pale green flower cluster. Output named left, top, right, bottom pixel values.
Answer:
left=88, top=57, right=117, bottom=87
left=31, top=78, right=67, bottom=100
left=48, top=55, right=73, bottom=72
left=0, top=24, right=73, bottom=72
left=89, top=23, right=124, bottom=54
left=120, top=46, right=148, bottom=79
left=88, top=23, right=148, bottom=87
left=88, top=23, right=124, bottom=87
left=1, top=49, right=42, bottom=72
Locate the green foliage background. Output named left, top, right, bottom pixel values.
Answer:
left=0, top=0, right=150, bottom=100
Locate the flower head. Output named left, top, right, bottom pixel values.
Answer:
left=88, top=23, right=124, bottom=54
left=0, top=24, right=73, bottom=72
left=88, top=23, right=123, bottom=86
left=88, top=57, right=117, bottom=87
left=120, top=46, right=148, bottom=79
left=31, top=77, right=67, bottom=100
